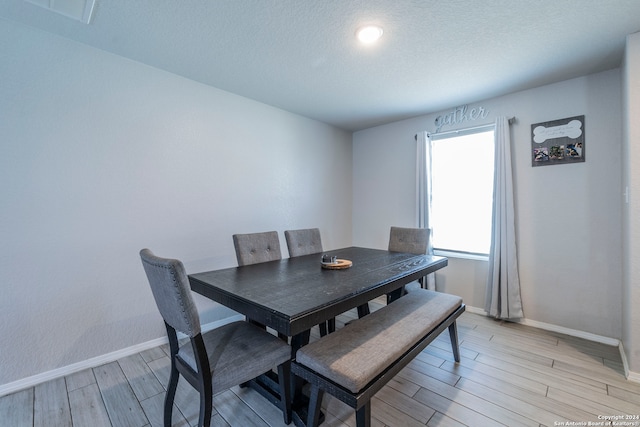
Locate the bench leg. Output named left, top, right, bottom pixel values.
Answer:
left=306, top=385, right=324, bottom=427
left=355, top=402, right=371, bottom=427
left=448, top=321, right=461, bottom=362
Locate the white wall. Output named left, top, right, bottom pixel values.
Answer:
left=622, top=31, right=640, bottom=376
left=0, top=19, right=353, bottom=386
left=353, top=69, right=623, bottom=340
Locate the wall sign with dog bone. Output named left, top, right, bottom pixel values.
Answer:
left=531, top=115, right=585, bottom=167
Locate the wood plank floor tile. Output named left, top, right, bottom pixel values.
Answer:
left=439, top=358, right=549, bottom=396
left=608, top=383, right=640, bottom=404
left=68, top=383, right=112, bottom=427
left=386, top=376, right=422, bottom=397
left=375, top=384, right=436, bottom=424
left=412, top=347, right=447, bottom=367
left=320, top=393, right=358, bottom=427
left=407, top=357, right=461, bottom=386
left=423, top=339, right=479, bottom=362
left=118, top=354, right=165, bottom=401
left=210, top=413, right=233, bottom=427
left=65, top=368, right=97, bottom=392
left=475, top=353, right=608, bottom=394
left=370, top=395, right=428, bottom=427
left=138, top=391, right=190, bottom=427
left=548, top=385, right=640, bottom=415
left=0, top=388, right=33, bottom=427
left=426, top=411, right=468, bottom=427
left=455, top=376, right=595, bottom=425
left=460, top=333, right=555, bottom=367
left=552, top=358, right=631, bottom=387
left=231, top=385, right=291, bottom=427
left=145, top=355, right=171, bottom=387
left=470, top=346, right=608, bottom=393
left=413, top=386, right=506, bottom=427
left=145, top=355, right=205, bottom=425
left=419, top=374, right=539, bottom=427
left=93, top=361, right=149, bottom=427
left=34, top=376, right=72, bottom=427
left=490, top=333, right=606, bottom=367
left=172, top=376, right=204, bottom=425
left=212, top=389, right=270, bottom=427
left=139, top=346, right=168, bottom=364
left=555, top=334, right=622, bottom=360
left=475, top=323, right=560, bottom=347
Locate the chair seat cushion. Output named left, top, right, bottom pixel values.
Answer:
left=178, top=321, right=291, bottom=393
left=295, top=289, right=462, bottom=393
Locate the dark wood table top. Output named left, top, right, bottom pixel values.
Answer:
left=188, top=246, right=448, bottom=337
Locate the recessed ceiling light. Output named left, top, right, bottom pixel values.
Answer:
left=356, top=25, right=384, bottom=44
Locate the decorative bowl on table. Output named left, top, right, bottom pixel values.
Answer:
left=321, top=254, right=352, bottom=269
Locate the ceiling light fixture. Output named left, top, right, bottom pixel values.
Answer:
left=356, top=25, right=383, bottom=44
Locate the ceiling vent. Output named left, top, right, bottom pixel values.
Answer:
left=24, top=0, right=96, bottom=24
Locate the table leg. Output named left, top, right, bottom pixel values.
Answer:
left=357, top=303, right=370, bottom=318
left=386, top=286, right=406, bottom=304
left=290, top=329, right=311, bottom=395
left=242, top=329, right=312, bottom=423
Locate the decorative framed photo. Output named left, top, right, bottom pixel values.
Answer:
left=531, top=115, right=585, bottom=167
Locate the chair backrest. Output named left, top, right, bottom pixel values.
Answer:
left=388, top=226, right=428, bottom=255
left=285, top=228, right=323, bottom=257
left=232, top=231, right=282, bottom=266
left=139, top=249, right=201, bottom=337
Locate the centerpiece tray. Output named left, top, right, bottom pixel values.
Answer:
left=321, top=259, right=352, bottom=270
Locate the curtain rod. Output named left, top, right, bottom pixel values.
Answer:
left=414, top=116, right=516, bottom=140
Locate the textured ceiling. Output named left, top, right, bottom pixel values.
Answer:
left=2, top=0, right=640, bottom=131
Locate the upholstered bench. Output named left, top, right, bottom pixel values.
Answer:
left=291, top=289, right=464, bottom=427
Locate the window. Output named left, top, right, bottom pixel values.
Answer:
left=430, top=126, right=495, bottom=256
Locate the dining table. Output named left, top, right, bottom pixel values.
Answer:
left=189, top=246, right=448, bottom=349
left=188, top=246, right=448, bottom=425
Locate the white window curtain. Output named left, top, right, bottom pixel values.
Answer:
left=485, top=116, right=524, bottom=319
left=416, top=131, right=436, bottom=290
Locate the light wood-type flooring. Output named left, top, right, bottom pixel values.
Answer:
left=2, top=298, right=639, bottom=427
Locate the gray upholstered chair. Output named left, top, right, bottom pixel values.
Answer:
left=389, top=226, right=428, bottom=255
left=352, top=226, right=431, bottom=317
left=232, top=231, right=286, bottom=338
left=388, top=226, right=429, bottom=302
left=285, top=228, right=334, bottom=336
left=285, top=228, right=323, bottom=257
left=139, top=249, right=292, bottom=427
left=232, top=231, right=282, bottom=266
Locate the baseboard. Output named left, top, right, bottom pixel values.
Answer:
left=628, top=371, right=640, bottom=383
left=465, top=305, right=620, bottom=346
left=4, top=310, right=638, bottom=397
left=0, top=314, right=244, bottom=398
left=465, top=306, right=640, bottom=382
left=0, top=338, right=168, bottom=398
left=618, top=341, right=640, bottom=384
